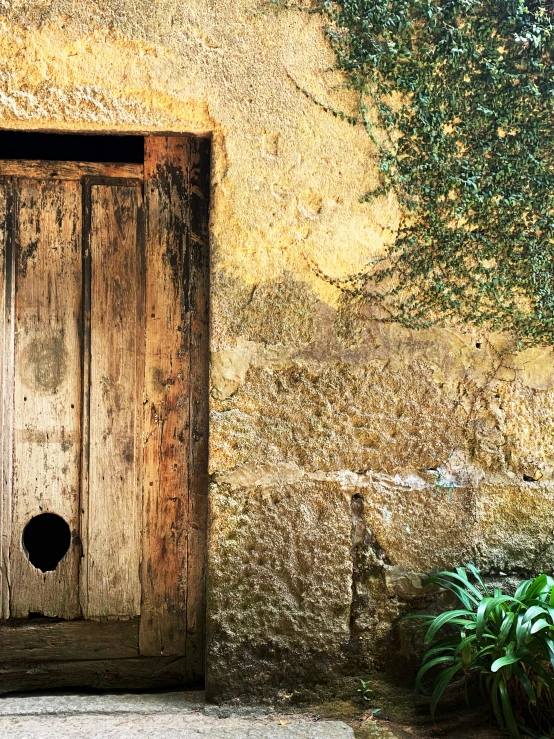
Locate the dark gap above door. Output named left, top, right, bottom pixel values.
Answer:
left=0, top=131, right=144, bottom=163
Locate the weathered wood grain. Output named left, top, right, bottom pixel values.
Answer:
left=84, top=183, right=143, bottom=618
left=186, top=137, right=210, bottom=680
left=0, top=619, right=138, bottom=662
left=78, top=182, right=92, bottom=620
left=0, top=161, right=143, bottom=180
left=10, top=179, right=82, bottom=619
left=0, top=180, right=13, bottom=620
left=0, top=143, right=209, bottom=683
left=140, top=136, right=191, bottom=656
left=0, top=656, right=188, bottom=694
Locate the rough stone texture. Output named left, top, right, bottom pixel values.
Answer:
left=212, top=271, right=318, bottom=349
left=211, top=361, right=464, bottom=474
left=3, top=0, right=554, bottom=705
left=0, top=691, right=354, bottom=738
left=207, top=480, right=353, bottom=696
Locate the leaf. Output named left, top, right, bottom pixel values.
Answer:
left=421, top=641, right=459, bottom=664
left=516, top=615, right=532, bottom=647
left=430, top=662, right=464, bottom=720
left=522, top=605, right=550, bottom=624
left=425, top=575, right=480, bottom=609
left=401, top=613, right=438, bottom=623
left=530, top=618, right=552, bottom=635
left=454, top=634, right=476, bottom=659
left=490, top=673, right=505, bottom=730
left=518, top=656, right=554, bottom=693
left=461, top=642, right=473, bottom=670
left=415, top=656, right=457, bottom=694
left=491, top=650, right=528, bottom=673
left=476, top=596, right=518, bottom=641
left=498, top=677, right=520, bottom=738
left=425, top=610, right=476, bottom=644
left=497, top=612, right=516, bottom=649
left=536, top=634, right=554, bottom=666
left=511, top=664, right=537, bottom=704
left=538, top=603, right=554, bottom=624
left=466, top=563, right=490, bottom=595
left=427, top=571, right=485, bottom=604
left=519, top=575, right=549, bottom=602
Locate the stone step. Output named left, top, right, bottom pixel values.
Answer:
left=0, top=692, right=355, bottom=739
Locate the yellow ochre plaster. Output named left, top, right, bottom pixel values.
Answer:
left=0, top=4, right=398, bottom=301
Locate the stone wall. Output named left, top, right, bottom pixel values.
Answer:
left=2, top=0, right=554, bottom=702
left=209, top=292, right=554, bottom=699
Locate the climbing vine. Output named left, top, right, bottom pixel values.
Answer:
left=285, top=0, right=554, bottom=345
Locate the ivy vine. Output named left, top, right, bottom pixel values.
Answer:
left=284, top=0, right=554, bottom=346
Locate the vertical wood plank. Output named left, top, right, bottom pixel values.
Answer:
left=0, top=180, right=12, bottom=619
left=84, top=183, right=143, bottom=619
left=140, top=137, right=191, bottom=655
left=186, top=137, right=210, bottom=679
left=10, top=179, right=82, bottom=619
left=78, top=183, right=92, bottom=620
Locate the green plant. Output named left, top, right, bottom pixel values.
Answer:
left=408, top=565, right=554, bottom=737
left=276, top=0, right=554, bottom=346
left=357, top=678, right=382, bottom=719
left=358, top=677, right=373, bottom=702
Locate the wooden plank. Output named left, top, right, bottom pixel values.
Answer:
left=84, top=183, right=143, bottom=618
left=0, top=619, right=138, bottom=662
left=0, top=656, right=189, bottom=694
left=0, top=161, right=143, bottom=181
left=10, top=179, right=82, bottom=619
left=0, top=180, right=13, bottom=620
left=140, top=136, right=191, bottom=656
left=78, top=185, right=92, bottom=620
left=186, top=136, right=210, bottom=680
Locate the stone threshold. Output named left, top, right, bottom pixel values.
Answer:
left=0, top=690, right=355, bottom=738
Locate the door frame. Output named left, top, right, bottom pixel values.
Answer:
left=0, top=134, right=210, bottom=693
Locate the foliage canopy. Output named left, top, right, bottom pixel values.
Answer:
left=315, top=0, right=554, bottom=345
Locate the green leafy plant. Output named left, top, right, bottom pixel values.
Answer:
left=408, top=565, right=554, bottom=737
left=358, top=677, right=373, bottom=702
left=356, top=678, right=382, bottom=719
left=276, top=0, right=554, bottom=345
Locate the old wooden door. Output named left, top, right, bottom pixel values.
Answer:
left=0, top=136, right=209, bottom=692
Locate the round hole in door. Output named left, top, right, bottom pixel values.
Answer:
left=22, top=513, right=71, bottom=573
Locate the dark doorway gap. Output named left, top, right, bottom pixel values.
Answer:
left=0, top=131, right=144, bottom=163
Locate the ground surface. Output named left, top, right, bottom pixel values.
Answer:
left=306, top=676, right=505, bottom=739
left=0, top=685, right=508, bottom=739
left=0, top=691, right=354, bottom=738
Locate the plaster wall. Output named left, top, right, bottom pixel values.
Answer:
left=2, top=0, right=554, bottom=701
